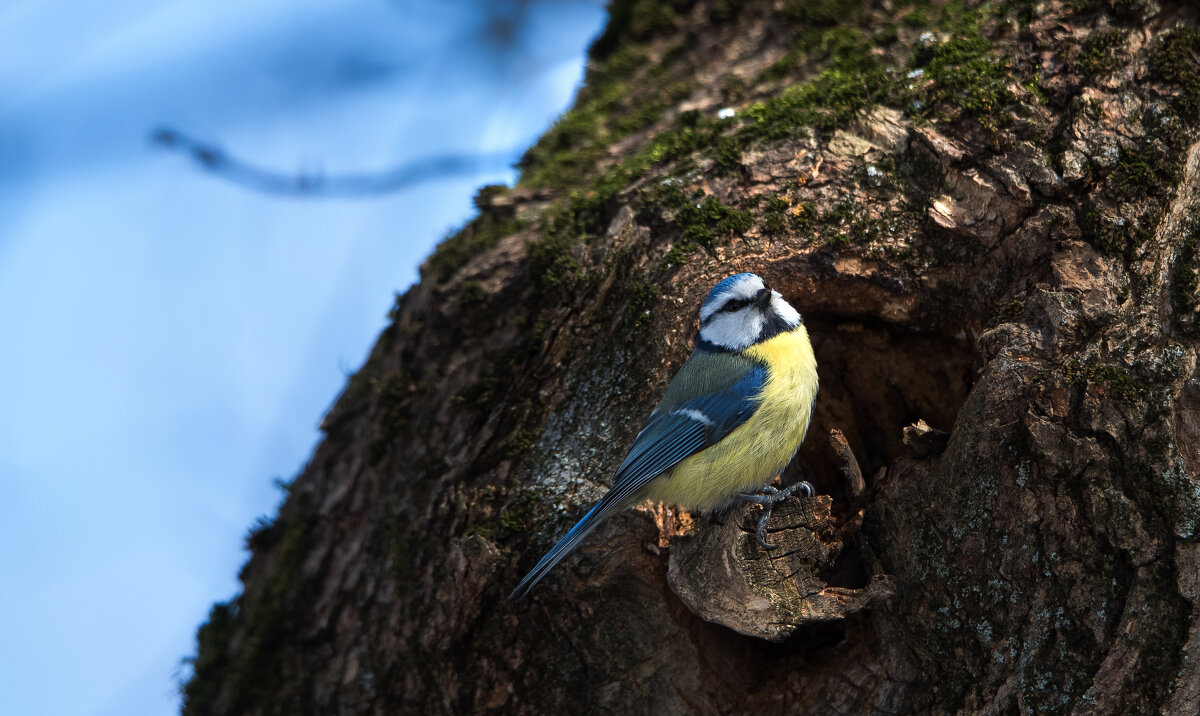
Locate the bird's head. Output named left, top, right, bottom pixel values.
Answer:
left=698, top=272, right=802, bottom=350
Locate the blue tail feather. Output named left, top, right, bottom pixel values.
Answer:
left=509, top=501, right=609, bottom=600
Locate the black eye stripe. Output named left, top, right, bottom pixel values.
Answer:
left=701, top=293, right=763, bottom=326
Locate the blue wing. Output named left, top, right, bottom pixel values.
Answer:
left=602, top=363, right=767, bottom=505
left=510, top=363, right=766, bottom=599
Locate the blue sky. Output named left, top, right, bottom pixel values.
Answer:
left=0, top=1, right=605, bottom=713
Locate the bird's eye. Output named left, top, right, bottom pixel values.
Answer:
left=719, top=297, right=752, bottom=313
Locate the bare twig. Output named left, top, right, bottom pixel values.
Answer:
left=829, top=429, right=866, bottom=503
left=829, top=429, right=867, bottom=538
left=152, top=127, right=518, bottom=198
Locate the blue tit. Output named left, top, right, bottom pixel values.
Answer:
left=511, top=272, right=818, bottom=599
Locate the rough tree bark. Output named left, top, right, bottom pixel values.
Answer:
left=182, top=1, right=1200, bottom=713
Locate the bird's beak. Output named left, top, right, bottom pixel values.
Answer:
left=754, top=287, right=772, bottom=309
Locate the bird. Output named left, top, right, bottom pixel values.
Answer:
left=510, top=272, right=819, bottom=600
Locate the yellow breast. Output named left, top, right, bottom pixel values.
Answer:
left=640, top=326, right=819, bottom=510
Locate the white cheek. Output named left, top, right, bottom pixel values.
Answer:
left=770, top=293, right=801, bottom=327
left=700, top=311, right=763, bottom=350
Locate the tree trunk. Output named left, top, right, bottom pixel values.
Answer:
left=182, top=1, right=1200, bottom=713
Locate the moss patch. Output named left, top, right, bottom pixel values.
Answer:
left=425, top=206, right=521, bottom=283
left=778, top=0, right=866, bottom=25
left=909, top=15, right=1016, bottom=132
left=368, top=368, right=424, bottom=463
left=1149, top=27, right=1200, bottom=123
left=1062, top=358, right=1145, bottom=403
left=640, top=183, right=751, bottom=267
left=528, top=234, right=586, bottom=298
left=993, top=299, right=1025, bottom=325
left=182, top=504, right=313, bottom=715
left=743, top=27, right=891, bottom=139
left=519, top=0, right=700, bottom=190
left=1077, top=28, right=1128, bottom=78
left=625, top=280, right=659, bottom=329
left=1105, top=144, right=1177, bottom=202
left=1171, top=210, right=1200, bottom=332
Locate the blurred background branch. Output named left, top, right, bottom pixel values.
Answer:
left=152, top=128, right=518, bottom=197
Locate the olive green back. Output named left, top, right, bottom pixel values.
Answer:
left=653, top=349, right=760, bottom=414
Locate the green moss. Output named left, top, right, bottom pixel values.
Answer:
left=1022, top=72, right=1049, bottom=105
left=1171, top=211, right=1200, bottom=329
left=1150, top=27, right=1200, bottom=122
left=425, top=213, right=521, bottom=283
left=454, top=281, right=487, bottom=305
left=1077, top=28, right=1127, bottom=78
left=611, top=79, right=698, bottom=136
left=710, top=134, right=743, bottom=175
left=910, top=17, right=1016, bottom=132
left=779, top=0, right=864, bottom=26
left=531, top=109, right=717, bottom=248
left=754, top=198, right=820, bottom=241
left=641, top=184, right=751, bottom=267
left=473, top=184, right=509, bottom=209
left=1105, top=144, right=1177, bottom=202
left=743, top=27, right=891, bottom=140
left=517, top=41, right=643, bottom=189
left=902, top=8, right=928, bottom=27
left=678, top=195, right=753, bottom=245
left=873, top=25, right=900, bottom=48
left=528, top=234, right=585, bottom=298
left=993, top=300, right=1024, bottom=324
left=625, top=280, right=659, bottom=328
left=761, top=195, right=793, bottom=236
left=519, top=2, right=701, bottom=190
left=660, top=244, right=687, bottom=267
left=368, top=369, right=421, bottom=463
left=455, top=373, right=501, bottom=409
left=181, top=602, right=237, bottom=714
left=183, top=504, right=313, bottom=715
left=791, top=202, right=815, bottom=233
left=762, top=212, right=788, bottom=236
left=462, top=522, right=497, bottom=540
left=988, top=298, right=1027, bottom=323
left=589, top=0, right=693, bottom=60
left=1062, top=359, right=1144, bottom=403
left=1081, top=208, right=1126, bottom=255
left=498, top=488, right=544, bottom=533
left=812, top=198, right=878, bottom=246
left=824, top=198, right=854, bottom=224
left=521, top=4, right=901, bottom=226
left=504, top=427, right=536, bottom=460
left=244, top=515, right=276, bottom=552
left=762, top=195, right=790, bottom=212
left=517, top=88, right=621, bottom=189
left=499, top=509, right=526, bottom=531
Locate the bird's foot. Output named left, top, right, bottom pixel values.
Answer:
left=737, top=481, right=815, bottom=549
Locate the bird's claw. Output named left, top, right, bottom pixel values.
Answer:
left=738, top=481, right=815, bottom=549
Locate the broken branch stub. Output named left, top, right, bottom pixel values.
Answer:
left=667, top=494, right=893, bottom=642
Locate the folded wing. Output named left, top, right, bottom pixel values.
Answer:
left=510, top=361, right=766, bottom=599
